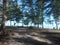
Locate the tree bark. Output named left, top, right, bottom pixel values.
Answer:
left=42, top=22, right=43, bottom=29
left=2, top=0, right=7, bottom=34
left=10, top=20, right=11, bottom=26
left=55, top=20, right=58, bottom=29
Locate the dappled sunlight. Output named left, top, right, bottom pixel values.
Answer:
left=25, top=34, right=52, bottom=44
left=0, top=0, right=60, bottom=45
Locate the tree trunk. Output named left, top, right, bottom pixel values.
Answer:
left=2, top=0, right=7, bottom=34
left=37, top=24, right=39, bottom=30
left=42, top=22, right=43, bottom=29
left=22, top=22, right=23, bottom=27
left=55, top=20, right=58, bottom=29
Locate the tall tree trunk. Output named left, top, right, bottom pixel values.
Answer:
left=42, top=22, right=43, bottom=29
left=55, top=20, right=58, bottom=29
left=42, top=24, right=43, bottom=29
left=38, top=24, right=39, bottom=28
left=2, top=0, right=7, bottom=34
left=22, top=22, right=23, bottom=27
left=31, top=22, right=32, bottom=27
left=10, top=20, right=11, bottom=26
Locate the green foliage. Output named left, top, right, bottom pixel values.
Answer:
left=7, top=0, right=23, bottom=23
left=21, top=0, right=44, bottom=27
left=3, top=0, right=44, bottom=27
left=51, top=0, right=60, bottom=19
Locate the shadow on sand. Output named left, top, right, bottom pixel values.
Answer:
left=13, top=37, right=54, bottom=45
left=41, top=32, right=60, bottom=45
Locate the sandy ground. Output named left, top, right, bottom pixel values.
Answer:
left=0, top=29, right=60, bottom=45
